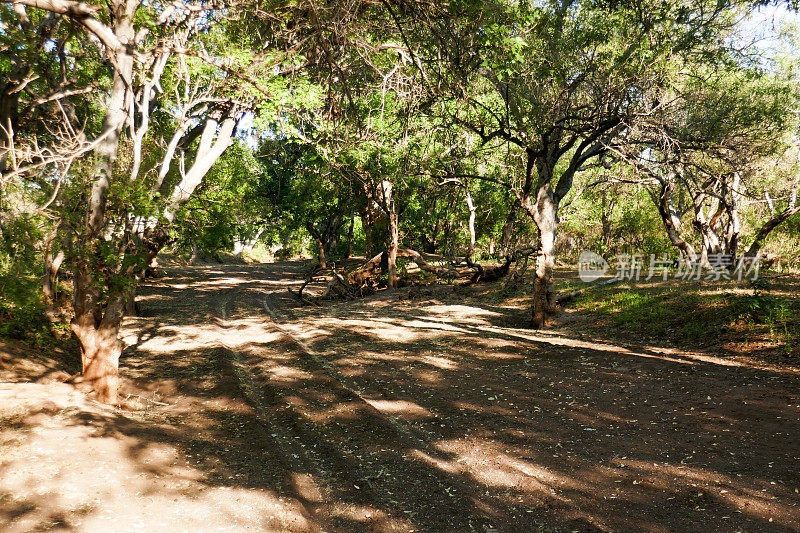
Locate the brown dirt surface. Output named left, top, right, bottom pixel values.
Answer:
left=2, top=261, right=799, bottom=532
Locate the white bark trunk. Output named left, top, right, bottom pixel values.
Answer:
left=163, top=117, right=236, bottom=223
left=465, top=186, right=476, bottom=260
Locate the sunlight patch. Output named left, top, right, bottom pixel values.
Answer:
left=419, top=355, right=458, bottom=369
left=367, top=399, right=435, bottom=419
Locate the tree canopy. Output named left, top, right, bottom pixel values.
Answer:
left=1, top=0, right=799, bottom=402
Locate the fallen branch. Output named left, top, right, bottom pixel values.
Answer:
left=287, top=263, right=324, bottom=305
left=397, top=248, right=463, bottom=279
left=300, top=246, right=527, bottom=303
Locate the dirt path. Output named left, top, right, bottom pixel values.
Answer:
left=2, top=261, right=799, bottom=532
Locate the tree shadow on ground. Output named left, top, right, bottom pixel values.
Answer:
left=4, top=261, right=798, bottom=532
left=275, top=287, right=800, bottom=532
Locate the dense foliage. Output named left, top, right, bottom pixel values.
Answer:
left=1, top=0, right=799, bottom=400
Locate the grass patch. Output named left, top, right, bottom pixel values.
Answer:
left=571, top=278, right=799, bottom=358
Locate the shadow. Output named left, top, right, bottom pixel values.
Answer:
left=4, top=261, right=799, bottom=532
left=0, top=262, right=421, bottom=533
left=264, top=278, right=800, bottom=532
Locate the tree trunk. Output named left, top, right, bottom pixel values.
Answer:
left=500, top=200, right=519, bottom=256
left=387, top=212, right=399, bottom=288
left=189, top=240, right=200, bottom=265
left=746, top=205, right=800, bottom=259
left=124, top=288, right=138, bottom=316
left=600, top=189, right=616, bottom=256
left=361, top=211, right=373, bottom=258
left=724, top=172, right=742, bottom=258
left=386, top=191, right=399, bottom=289
left=517, top=152, right=560, bottom=329
left=315, top=235, right=327, bottom=268
left=42, top=224, right=65, bottom=303
left=656, top=180, right=698, bottom=261
left=63, top=0, right=136, bottom=405
left=464, top=185, right=477, bottom=260
left=531, top=186, right=557, bottom=329
left=360, top=207, right=387, bottom=259
left=71, top=313, right=122, bottom=404
left=42, top=250, right=65, bottom=302
left=70, top=257, right=128, bottom=404
left=692, top=193, right=720, bottom=268
left=346, top=214, right=354, bottom=259
left=307, top=220, right=339, bottom=269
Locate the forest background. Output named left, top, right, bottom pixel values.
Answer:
left=2, top=0, right=800, bottom=402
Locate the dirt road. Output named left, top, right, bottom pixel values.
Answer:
left=2, top=261, right=799, bottom=532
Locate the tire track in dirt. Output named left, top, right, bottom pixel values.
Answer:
left=266, top=290, right=800, bottom=532
left=210, top=285, right=521, bottom=532
left=132, top=262, right=800, bottom=532
left=210, top=292, right=343, bottom=531
left=259, top=294, right=576, bottom=530
left=258, top=292, right=559, bottom=532
left=261, top=295, right=444, bottom=451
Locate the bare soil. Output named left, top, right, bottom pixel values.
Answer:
left=2, top=260, right=799, bottom=532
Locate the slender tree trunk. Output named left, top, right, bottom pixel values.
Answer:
left=42, top=224, right=64, bottom=302
left=600, top=190, right=616, bottom=256
left=465, top=185, right=477, bottom=260
left=426, top=196, right=440, bottom=254
left=360, top=205, right=387, bottom=259
left=346, top=214, right=354, bottom=259
left=692, top=194, right=720, bottom=268
left=383, top=180, right=399, bottom=289
left=362, top=212, right=374, bottom=258
left=500, top=200, right=519, bottom=256
left=315, top=236, right=327, bottom=268
left=124, top=288, right=138, bottom=316
left=42, top=250, right=65, bottom=302
left=388, top=211, right=399, bottom=288
left=746, top=205, right=800, bottom=259
left=725, top=172, right=742, bottom=258
left=325, top=217, right=340, bottom=260
left=601, top=214, right=613, bottom=255
left=0, top=70, right=24, bottom=176
left=307, top=223, right=329, bottom=268
left=189, top=240, right=200, bottom=265
left=655, top=180, right=698, bottom=261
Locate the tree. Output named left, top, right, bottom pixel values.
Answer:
left=392, top=0, right=749, bottom=326
left=0, top=0, right=299, bottom=402
left=614, top=58, right=793, bottom=266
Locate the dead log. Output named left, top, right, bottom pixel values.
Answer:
left=470, top=254, right=514, bottom=283
left=346, top=252, right=385, bottom=285
left=397, top=248, right=463, bottom=278
left=305, top=247, right=524, bottom=303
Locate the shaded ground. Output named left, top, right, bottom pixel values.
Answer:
left=2, top=260, right=799, bottom=532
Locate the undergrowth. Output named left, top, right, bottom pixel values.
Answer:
left=0, top=268, right=67, bottom=347
left=0, top=216, right=69, bottom=347
left=571, top=276, right=798, bottom=358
